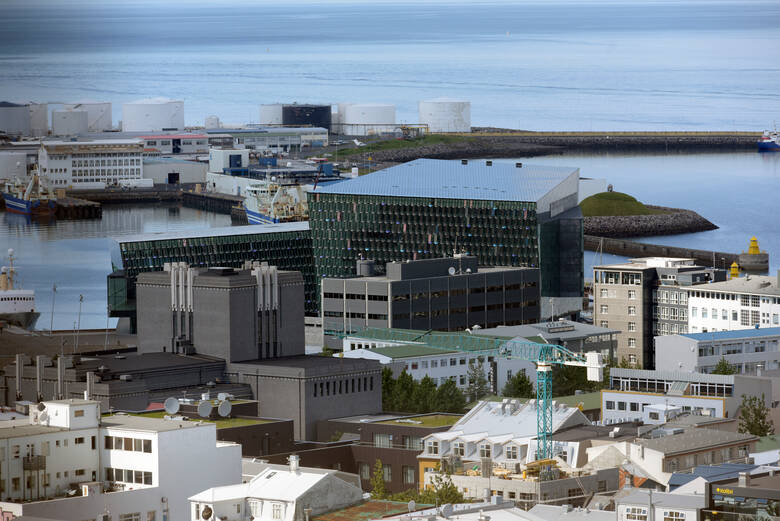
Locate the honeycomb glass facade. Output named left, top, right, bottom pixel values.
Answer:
left=310, top=193, right=540, bottom=279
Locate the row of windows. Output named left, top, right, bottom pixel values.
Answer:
left=594, top=271, right=642, bottom=285
left=0, top=296, right=33, bottom=301
left=313, top=376, right=374, bottom=397
left=358, top=462, right=416, bottom=485
left=105, top=467, right=153, bottom=485
left=104, top=435, right=152, bottom=453
left=72, top=158, right=140, bottom=167
left=598, top=305, right=637, bottom=316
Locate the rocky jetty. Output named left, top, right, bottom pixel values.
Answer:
left=584, top=205, right=717, bottom=238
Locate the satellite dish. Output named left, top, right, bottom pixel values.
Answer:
left=217, top=400, right=232, bottom=418
left=201, top=506, right=212, bottom=520
left=448, top=266, right=456, bottom=276
left=408, top=500, right=416, bottom=512
left=197, top=400, right=213, bottom=418
left=37, top=402, right=46, bottom=411
left=164, top=397, right=180, bottom=415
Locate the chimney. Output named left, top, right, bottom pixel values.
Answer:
left=738, top=472, right=750, bottom=487
left=57, top=357, right=65, bottom=399
left=86, top=371, right=95, bottom=400
left=15, top=354, right=23, bottom=400
left=289, top=454, right=300, bottom=472
left=35, top=355, right=45, bottom=402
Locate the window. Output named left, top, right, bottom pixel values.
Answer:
left=628, top=322, right=636, bottom=332
left=272, top=504, right=282, bottom=520
left=630, top=402, right=639, bottom=411
left=143, top=439, right=152, bottom=453
left=628, top=290, right=636, bottom=300
left=600, top=305, right=608, bottom=314
left=626, top=507, right=648, bottom=521
left=147, top=512, right=156, bottom=521
left=600, top=320, right=609, bottom=328
left=453, top=442, right=465, bottom=456
left=597, top=480, right=607, bottom=493
left=119, top=514, right=140, bottom=521
left=427, top=440, right=439, bottom=455
left=628, top=338, right=637, bottom=348
left=692, top=307, right=697, bottom=318
left=382, top=464, right=392, bottom=482
left=506, top=445, right=518, bottom=460
left=75, top=469, right=85, bottom=476
left=403, top=466, right=415, bottom=485
left=628, top=306, right=636, bottom=316
left=600, top=289, right=608, bottom=298
left=629, top=354, right=637, bottom=365
left=479, top=443, right=491, bottom=458
left=663, top=512, right=685, bottom=521
left=75, top=437, right=85, bottom=445
left=606, top=401, right=615, bottom=410
left=374, top=433, right=392, bottom=448
left=74, top=409, right=85, bottom=417
left=618, top=401, right=626, bottom=411
left=359, top=463, right=370, bottom=481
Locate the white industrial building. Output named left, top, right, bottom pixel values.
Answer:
left=122, top=98, right=185, bottom=132
left=143, top=157, right=207, bottom=185
left=140, top=133, right=209, bottom=155
left=205, top=115, right=221, bottom=129
left=418, top=98, right=471, bottom=133
left=655, top=327, right=780, bottom=375
left=335, top=103, right=396, bottom=135
left=684, top=272, right=780, bottom=333
left=0, top=398, right=241, bottom=521
left=52, top=110, right=89, bottom=136
left=63, top=102, right=113, bottom=132
left=601, top=368, right=772, bottom=423
left=39, top=139, right=145, bottom=189
left=188, top=456, right=364, bottom=521
left=0, top=101, right=32, bottom=136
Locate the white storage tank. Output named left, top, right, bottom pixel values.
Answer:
left=418, top=98, right=471, bottom=133
left=0, top=152, right=28, bottom=179
left=342, top=103, right=395, bottom=135
left=259, top=104, right=283, bottom=125
left=28, top=103, right=48, bottom=136
left=52, top=110, right=89, bottom=135
left=205, top=115, right=221, bottom=129
left=0, top=102, right=31, bottom=136
left=63, top=102, right=112, bottom=132
left=122, top=98, right=184, bottom=132
left=334, top=102, right=353, bottom=126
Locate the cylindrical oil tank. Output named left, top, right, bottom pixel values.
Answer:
left=63, top=102, right=112, bottom=132
left=342, top=103, right=396, bottom=136
left=205, top=115, right=221, bottom=129
left=259, top=104, right=283, bottom=125
left=0, top=102, right=31, bottom=136
left=52, top=110, right=88, bottom=135
left=28, top=103, right=48, bottom=136
left=282, top=104, right=332, bottom=130
left=122, top=98, right=184, bottom=132
left=418, top=98, right=471, bottom=133
left=334, top=102, right=354, bottom=126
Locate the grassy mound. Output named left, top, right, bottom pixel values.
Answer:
left=580, top=191, right=666, bottom=217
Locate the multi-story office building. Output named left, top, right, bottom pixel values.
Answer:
left=140, top=133, right=209, bottom=155
left=593, top=258, right=725, bottom=368
left=0, top=398, right=241, bottom=521
left=38, top=139, right=144, bottom=189
left=655, top=327, right=780, bottom=375
left=684, top=272, right=780, bottom=333
left=310, top=159, right=584, bottom=321
left=601, top=368, right=772, bottom=423
left=320, top=256, right=540, bottom=349
left=205, top=127, right=329, bottom=152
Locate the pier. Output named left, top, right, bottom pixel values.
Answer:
left=68, top=187, right=182, bottom=204
left=55, top=196, right=102, bottom=219
left=181, top=191, right=244, bottom=215
left=585, top=235, right=744, bottom=269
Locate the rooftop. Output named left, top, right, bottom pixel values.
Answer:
left=313, top=500, right=425, bottom=521
left=669, top=463, right=759, bottom=488
left=477, top=320, right=619, bottom=341
left=102, top=413, right=213, bottom=432
left=42, top=139, right=143, bottom=146
left=375, top=414, right=462, bottom=428
left=128, top=411, right=276, bottom=429
left=682, top=327, right=780, bottom=341
left=116, top=221, right=309, bottom=245
left=0, top=420, right=66, bottom=440
left=683, top=274, right=780, bottom=296
left=359, top=344, right=455, bottom=359
left=610, top=367, right=736, bottom=384
left=617, top=489, right=706, bottom=509
left=313, top=158, right=577, bottom=202
left=526, top=504, right=615, bottom=521
left=636, top=429, right=757, bottom=456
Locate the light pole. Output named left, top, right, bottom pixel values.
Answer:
left=49, top=284, right=57, bottom=335
left=75, top=294, right=84, bottom=352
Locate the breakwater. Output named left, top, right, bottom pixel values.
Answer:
left=584, top=206, right=717, bottom=238
left=584, top=235, right=739, bottom=268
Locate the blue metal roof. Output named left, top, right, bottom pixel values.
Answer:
left=682, top=327, right=780, bottom=341
left=669, top=463, right=758, bottom=489
left=313, top=159, right=578, bottom=202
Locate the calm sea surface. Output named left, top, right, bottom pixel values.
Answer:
left=0, top=0, right=778, bottom=129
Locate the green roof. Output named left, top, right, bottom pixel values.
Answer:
left=350, top=327, right=512, bottom=352
left=371, top=345, right=455, bottom=359
left=314, top=500, right=432, bottom=521
left=476, top=391, right=601, bottom=411
left=376, top=414, right=462, bottom=428
left=754, top=435, right=780, bottom=453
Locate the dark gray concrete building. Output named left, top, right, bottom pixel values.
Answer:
left=320, top=255, right=540, bottom=350
left=136, top=261, right=305, bottom=360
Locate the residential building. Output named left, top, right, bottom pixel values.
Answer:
left=321, top=256, right=540, bottom=349
left=615, top=489, right=705, bottom=521
left=593, top=257, right=726, bottom=368
left=601, top=368, right=772, bottom=423
left=655, top=327, right=780, bottom=375
left=310, top=158, right=584, bottom=321
left=188, top=456, right=363, bottom=521
left=684, top=271, right=780, bottom=333
left=0, top=398, right=241, bottom=521
left=38, top=139, right=144, bottom=189
left=136, top=262, right=305, bottom=360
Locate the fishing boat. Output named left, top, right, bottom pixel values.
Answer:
left=243, top=178, right=308, bottom=225
left=0, top=249, right=39, bottom=330
left=758, top=129, right=780, bottom=152
left=1, top=174, right=56, bottom=216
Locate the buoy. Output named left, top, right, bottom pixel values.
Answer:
left=730, top=261, right=740, bottom=279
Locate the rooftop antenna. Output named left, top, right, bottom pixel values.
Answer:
left=164, top=397, right=180, bottom=415
left=197, top=400, right=213, bottom=418
left=217, top=400, right=232, bottom=418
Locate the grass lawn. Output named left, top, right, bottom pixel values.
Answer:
left=378, top=414, right=461, bottom=428
left=580, top=191, right=668, bottom=217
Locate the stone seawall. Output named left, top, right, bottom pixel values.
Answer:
left=584, top=206, right=717, bottom=238
left=584, top=235, right=738, bottom=268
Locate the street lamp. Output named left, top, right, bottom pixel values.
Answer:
left=49, top=284, right=57, bottom=335
left=75, top=294, right=84, bottom=351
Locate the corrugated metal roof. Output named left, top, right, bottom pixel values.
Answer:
left=682, top=327, right=780, bottom=341
left=313, top=158, right=577, bottom=202
left=611, top=367, right=735, bottom=384
left=116, top=222, right=309, bottom=244
left=636, top=429, right=757, bottom=455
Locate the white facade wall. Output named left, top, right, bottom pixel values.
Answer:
left=418, top=99, right=471, bottom=133
left=39, top=141, right=144, bottom=189
left=601, top=390, right=725, bottom=423
left=208, top=148, right=250, bottom=173
left=28, top=103, right=48, bottom=136
left=0, top=152, right=29, bottom=180
left=616, top=501, right=700, bottom=521
left=144, top=160, right=207, bottom=185
left=63, top=102, right=113, bottom=132
left=123, top=99, right=184, bottom=132
left=655, top=333, right=780, bottom=374
left=0, top=104, right=32, bottom=136
left=686, top=288, right=780, bottom=334
left=52, top=110, right=89, bottom=136
left=142, top=136, right=208, bottom=155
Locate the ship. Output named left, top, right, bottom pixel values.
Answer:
left=0, top=249, right=39, bottom=330
left=244, top=179, right=308, bottom=225
left=1, top=174, right=56, bottom=216
left=758, top=129, right=780, bottom=152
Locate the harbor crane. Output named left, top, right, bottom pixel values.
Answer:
left=342, top=328, right=604, bottom=461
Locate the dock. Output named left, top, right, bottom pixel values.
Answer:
left=182, top=191, right=244, bottom=215
left=231, top=205, right=248, bottom=224
left=55, top=196, right=102, bottom=219
left=68, top=187, right=182, bottom=204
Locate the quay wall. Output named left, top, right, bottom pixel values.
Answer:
left=584, top=235, right=738, bottom=268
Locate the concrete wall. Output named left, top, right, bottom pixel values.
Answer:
left=143, top=160, right=207, bottom=185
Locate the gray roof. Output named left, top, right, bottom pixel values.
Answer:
left=0, top=421, right=67, bottom=440
left=102, top=413, right=210, bottom=432
left=611, top=367, right=735, bottom=384
left=477, top=320, right=619, bottom=342
left=681, top=274, right=780, bottom=296
left=116, top=222, right=309, bottom=244
left=526, top=505, right=615, bottom=521
left=637, top=429, right=757, bottom=456
left=313, top=158, right=577, bottom=202
left=616, top=489, right=706, bottom=509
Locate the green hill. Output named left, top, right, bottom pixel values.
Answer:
left=580, top=191, right=666, bottom=217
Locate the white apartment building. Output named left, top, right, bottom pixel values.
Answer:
left=684, top=272, right=780, bottom=334
left=0, top=398, right=241, bottom=521
left=39, top=140, right=144, bottom=189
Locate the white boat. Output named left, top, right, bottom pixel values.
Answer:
left=243, top=179, right=308, bottom=225
left=0, top=249, right=39, bottom=330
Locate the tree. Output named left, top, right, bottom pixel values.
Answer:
left=419, top=465, right=465, bottom=505
left=502, top=369, right=534, bottom=398
left=466, top=357, right=490, bottom=402
left=381, top=367, right=396, bottom=410
left=369, top=459, right=387, bottom=499
left=392, top=370, right=415, bottom=412
left=434, top=379, right=466, bottom=413
left=713, top=357, right=737, bottom=375
left=411, top=376, right=437, bottom=413
left=738, top=393, right=775, bottom=437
